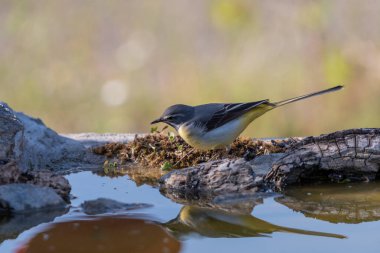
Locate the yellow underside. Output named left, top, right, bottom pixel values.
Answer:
left=178, top=104, right=274, bottom=150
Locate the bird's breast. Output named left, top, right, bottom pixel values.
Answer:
left=178, top=118, right=249, bottom=150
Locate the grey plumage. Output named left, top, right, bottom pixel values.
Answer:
left=151, top=85, right=344, bottom=150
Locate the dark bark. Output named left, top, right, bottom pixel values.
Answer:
left=160, top=154, right=285, bottom=201
left=160, top=129, right=380, bottom=200
left=266, top=128, right=380, bottom=189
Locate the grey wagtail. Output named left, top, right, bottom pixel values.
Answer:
left=151, top=85, right=343, bottom=150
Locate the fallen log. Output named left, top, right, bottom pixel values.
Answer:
left=160, top=128, right=380, bottom=200
left=159, top=153, right=285, bottom=200
left=266, top=128, right=380, bottom=188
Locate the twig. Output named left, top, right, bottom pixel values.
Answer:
left=174, top=148, right=195, bottom=167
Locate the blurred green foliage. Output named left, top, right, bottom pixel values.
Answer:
left=324, top=49, right=351, bottom=84
left=211, top=0, right=251, bottom=31
left=0, top=0, right=379, bottom=137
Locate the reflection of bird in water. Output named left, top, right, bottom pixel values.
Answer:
left=164, top=206, right=345, bottom=239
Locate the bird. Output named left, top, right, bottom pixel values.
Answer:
left=151, top=85, right=343, bottom=150
left=163, top=205, right=345, bottom=239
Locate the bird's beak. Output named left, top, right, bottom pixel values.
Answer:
left=151, top=118, right=163, bottom=124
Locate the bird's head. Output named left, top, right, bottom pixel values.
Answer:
left=151, top=104, right=194, bottom=130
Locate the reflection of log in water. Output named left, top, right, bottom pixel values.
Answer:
left=164, top=206, right=345, bottom=239
left=160, top=189, right=267, bottom=215
left=276, top=182, right=380, bottom=224
left=94, top=164, right=164, bottom=187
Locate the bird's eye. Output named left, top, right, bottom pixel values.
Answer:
left=164, top=115, right=174, bottom=120
left=164, top=114, right=181, bottom=121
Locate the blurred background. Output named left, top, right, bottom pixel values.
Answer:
left=0, top=0, right=379, bottom=137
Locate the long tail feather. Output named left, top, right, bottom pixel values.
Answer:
left=274, top=85, right=343, bottom=107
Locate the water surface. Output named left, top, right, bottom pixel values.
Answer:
left=1, top=171, right=379, bottom=253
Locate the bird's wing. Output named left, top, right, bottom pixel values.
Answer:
left=200, top=100, right=271, bottom=131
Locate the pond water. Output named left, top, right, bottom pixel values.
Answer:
left=1, top=171, right=380, bottom=253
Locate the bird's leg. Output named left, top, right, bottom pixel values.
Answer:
left=225, top=144, right=232, bottom=154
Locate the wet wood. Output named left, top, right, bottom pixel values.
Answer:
left=159, top=154, right=283, bottom=200
left=160, top=128, right=380, bottom=199
left=266, top=128, right=380, bottom=189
